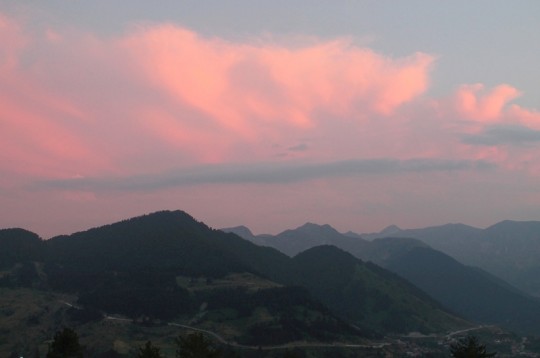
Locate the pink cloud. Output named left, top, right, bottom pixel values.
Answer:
left=2, top=11, right=540, bottom=238
left=507, top=105, right=540, bottom=130
left=415, top=83, right=540, bottom=173
left=454, top=83, right=521, bottom=122
left=0, top=13, right=27, bottom=71
left=0, top=14, right=438, bottom=183
left=121, top=27, right=434, bottom=130
left=2, top=10, right=540, bottom=190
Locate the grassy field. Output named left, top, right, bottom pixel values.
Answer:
left=0, top=279, right=357, bottom=357
left=0, top=288, right=75, bottom=357
left=0, top=287, right=199, bottom=356
left=176, top=272, right=282, bottom=292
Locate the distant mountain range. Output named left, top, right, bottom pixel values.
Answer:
left=222, top=223, right=370, bottom=257
left=0, top=211, right=470, bottom=356
left=361, top=220, right=540, bottom=297
left=223, top=220, right=540, bottom=334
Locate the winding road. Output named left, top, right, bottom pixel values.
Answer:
left=168, top=321, right=390, bottom=350
left=59, top=300, right=486, bottom=351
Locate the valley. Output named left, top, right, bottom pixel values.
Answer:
left=2, top=210, right=540, bottom=356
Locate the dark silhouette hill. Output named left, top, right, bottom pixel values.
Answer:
left=46, top=210, right=294, bottom=283
left=0, top=228, right=44, bottom=267
left=0, top=210, right=471, bottom=341
left=0, top=212, right=360, bottom=345
left=290, top=245, right=467, bottom=335
left=0, top=228, right=45, bottom=288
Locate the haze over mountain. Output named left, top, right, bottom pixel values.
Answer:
left=2, top=2, right=540, bottom=356
left=2, top=2, right=540, bottom=247
left=225, top=221, right=540, bottom=334
left=223, top=223, right=371, bottom=257
left=363, top=220, right=540, bottom=297
left=379, top=240, right=540, bottom=334
left=0, top=210, right=473, bottom=356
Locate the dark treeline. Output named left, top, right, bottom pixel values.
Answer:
left=28, top=328, right=496, bottom=358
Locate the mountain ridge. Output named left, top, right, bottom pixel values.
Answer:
left=0, top=210, right=470, bottom=346
left=362, top=219, right=540, bottom=296
left=224, top=219, right=540, bottom=334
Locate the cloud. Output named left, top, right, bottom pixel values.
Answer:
left=34, top=158, right=495, bottom=192
left=454, top=84, right=521, bottom=122
left=2, top=8, right=540, bottom=239
left=120, top=25, right=434, bottom=129
left=0, top=13, right=26, bottom=70
left=0, top=12, right=439, bottom=182
left=1, top=10, right=539, bottom=190
left=449, top=83, right=540, bottom=131
left=462, top=124, right=540, bottom=146
left=288, top=143, right=308, bottom=152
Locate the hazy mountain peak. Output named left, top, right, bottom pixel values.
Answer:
left=343, top=231, right=363, bottom=239
left=486, top=219, right=540, bottom=230
left=302, top=243, right=350, bottom=255
left=220, top=225, right=255, bottom=240
left=379, top=225, right=402, bottom=235
left=297, top=222, right=339, bottom=234
left=439, top=222, right=475, bottom=229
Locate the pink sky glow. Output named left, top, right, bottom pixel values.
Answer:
left=1, top=9, right=540, bottom=238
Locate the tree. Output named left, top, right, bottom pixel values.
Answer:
left=46, top=328, right=84, bottom=358
left=137, top=341, right=163, bottom=358
left=283, top=349, right=306, bottom=358
left=175, top=332, right=221, bottom=358
left=450, top=335, right=496, bottom=357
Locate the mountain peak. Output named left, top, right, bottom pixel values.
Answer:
left=220, top=225, right=255, bottom=240
left=49, top=209, right=208, bottom=245
left=380, top=225, right=401, bottom=235
left=0, top=228, right=41, bottom=240
left=294, top=244, right=355, bottom=262
left=343, top=231, right=363, bottom=239
left=487, top=219, right=540, bottom=230
left=297, top=222, right=339, bottom=234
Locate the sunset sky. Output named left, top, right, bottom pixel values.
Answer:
left=1, top=1, right=540, bottom=238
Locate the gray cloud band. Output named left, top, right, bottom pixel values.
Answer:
left=462, top=124, right=540, bottom=146
left=35, top=158, right=496, bottom=192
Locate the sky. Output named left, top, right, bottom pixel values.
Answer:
left=1, top=1, right=540, bottom=238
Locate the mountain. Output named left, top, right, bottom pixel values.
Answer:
left=0, top=212, right=360, bottom=354
left=228, top=222, right=540, bottom=334
left=0, top=228, right=44, bottom=267
left=380, top=241, right=540, bottom=334
left=227, top=222, right=370, bottom=257
left=0, top=229, right=46, bottom=288
left=343, top=231, right=363, bottom=239
left=352, top=236, right=430, bottom=264
left=220, top=225, right=256, bottom=241
left=361, top=223, right=481, bottom=242
left=291, top=245, right=467, bottom=335
left=42, top=211, right=314, bottom=323
left=0, top=210, right=473, bottom=356
left=364, top=220, right=540, bottom=296
left=361, top=224, right=402, bottom=239
left=45, top=211, right=295, bottom=285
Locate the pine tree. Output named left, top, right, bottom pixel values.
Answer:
left=46, top=328, right=84, bottom=358
left=137, top=341, right=163, bottom=358
left=450, top=335, right=496, bottom=357
left=175, top=332, right=221, bottom=358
